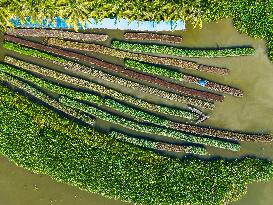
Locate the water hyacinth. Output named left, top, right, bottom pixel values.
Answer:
left=112, top=40, right=256, bottom=58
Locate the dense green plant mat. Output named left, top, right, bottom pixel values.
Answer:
left=0, top=85, right=272, bottom=205
left=112, top=40, right=255, bottom=57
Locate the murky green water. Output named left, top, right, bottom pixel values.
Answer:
left=0, top=18, right=272, bottom=204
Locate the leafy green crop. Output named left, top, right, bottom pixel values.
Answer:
left=112, top=40, right=255, bottom=58
left=125, top=59, right=183, bottom=81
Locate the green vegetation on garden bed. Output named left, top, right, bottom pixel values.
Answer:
left=0, top=84, right=272, bottom=205
left=112, top=40, right=255, bottom=57
left=125, top=59, right=183, bottom=81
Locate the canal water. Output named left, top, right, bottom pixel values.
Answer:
left=0, top=18, right=272, bottom=204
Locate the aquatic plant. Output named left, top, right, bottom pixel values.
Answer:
left=4, top=46, right=199, bottom=121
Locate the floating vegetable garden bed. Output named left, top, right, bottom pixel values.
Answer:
left=112, top=40, right=256, bottom=57
left=124, top=32, right=183, bottom=44
left=4, top=55, right=214, bottom=110
left=6, top=28, right=108, bottom=42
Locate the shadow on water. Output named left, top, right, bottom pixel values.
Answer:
left=0, top=18, right=273, bottom=205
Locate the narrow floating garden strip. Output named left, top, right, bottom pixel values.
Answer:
left=4, top=55, right=214, bottom=110
left=0, top=70, right=95, bottom=126
left=6, top=28, right=108, bottom=42
left=44, top=36, right=229, bottom=75
left=169, top=122, right=273, bottom=143
left=125, top=59, right=243, bottom=97
left=112, top=40, right=255, bottom=58
left=3, top=55, right=200, bottom=121
left=124, top=32, right=183, bottom=44
left=1, top=85, right=273, bottom=205
left=110, top=131, right=208, bottom=155
left=60, top=96, right=241, bottom=151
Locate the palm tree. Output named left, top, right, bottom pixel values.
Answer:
left=57, top=0, right=91, bottom=31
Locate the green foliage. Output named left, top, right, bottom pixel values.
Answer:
left=0, top=62, right=103, bottom=104
left=125, top=59, right=183, bottom=81
left=112, top=40, right=255, bottom=57
left=0, top=70, right=95, bottom=125
left=3, top=42, right=65, bottom=63
left=0, top=84, right=272, bottom=205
